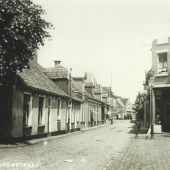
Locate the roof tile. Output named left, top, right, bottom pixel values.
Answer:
left=18, top=60, right=68, bottom=97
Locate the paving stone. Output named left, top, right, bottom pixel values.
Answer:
left=0, top=120, right=134, bottom=170
left=108, top=133, right=170, bottom=170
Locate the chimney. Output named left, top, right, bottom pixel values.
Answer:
left=54, top=60, right=61, bottom=66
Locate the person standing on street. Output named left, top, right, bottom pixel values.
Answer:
left=136, top=121, right=141, bottom=137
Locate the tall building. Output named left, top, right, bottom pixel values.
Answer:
left=144, top=38, right=170, bottom=133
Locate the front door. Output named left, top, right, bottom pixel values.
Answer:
left=162, top=102, right=170, bottom=132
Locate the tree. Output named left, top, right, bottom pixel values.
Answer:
left=0, top=0, right=52, bottom=138
left=0, top=0, right=52, bottom=85
left=134, top=92, right=144, bottom=121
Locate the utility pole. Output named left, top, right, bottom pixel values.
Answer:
left=111, top=70, right=112, bottom=90
left=69, top=68, right=72, bottom=132
left=67, top=68, right=72, bottom=133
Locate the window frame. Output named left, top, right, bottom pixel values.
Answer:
left=157, top=52, right=168, bottom=74
left=56, top=98, right=61, bottom=120
left=23, top=93, right=32, bottom=127
left=38, top=96, right=45, bottom=125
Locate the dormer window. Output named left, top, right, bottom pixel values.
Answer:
left=158, top=52, right=168, bottom=74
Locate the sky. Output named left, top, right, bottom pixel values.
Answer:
left=33, top=0, right=170, bottom=103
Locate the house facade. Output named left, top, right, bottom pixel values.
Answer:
left=144, top=38, right=170, bottom=133
left=0, top=57, right=113, bottom=141
left=116, top=97, right=125, bottom=119
left=101, top=87, right=118, bottom=119
left=45, top=61, right=82, bottom=132
left=45, top=62, right=109, bottom=130
left=0, top=58, right=82, bottom=141
left=72, top=75, right=109, bottom=127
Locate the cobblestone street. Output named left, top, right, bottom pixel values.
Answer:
left=0, top=120, right=134, bottom=170
left=106, top=132, right=170, bottom=170
left=1, top=1, right=170, bottom=170
left=2, top=121, right=170, bottom=170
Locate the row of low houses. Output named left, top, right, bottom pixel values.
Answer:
left=140, top=37, right=170, bottom=135
left=0, top=55, right=132, bottom=141
left=93, top=86, right=133, bottom=120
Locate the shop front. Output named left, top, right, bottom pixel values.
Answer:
left=154, top=88, right=170, bottom=132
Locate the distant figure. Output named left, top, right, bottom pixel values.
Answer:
left=136, top=121, right=141, bottom=137
left=146, top=127, right=151, bottom=139
left=110, top=118, right=113, bottom=124
left=130, top=115, right=132, bottom=121
left=116, top=114, right=118, bottom=120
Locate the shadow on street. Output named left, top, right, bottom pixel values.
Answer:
left=128, top=120, right=138, bottom=134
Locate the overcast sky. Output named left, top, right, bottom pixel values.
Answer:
left=33, top=0, right=170, bottom=103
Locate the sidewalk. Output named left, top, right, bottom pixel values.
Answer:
left=106, top=133, right=170, bottom=170
left=0, top=123, right=110, bottom=148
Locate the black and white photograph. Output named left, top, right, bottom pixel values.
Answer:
left=0, top=0, right=170, bottom=169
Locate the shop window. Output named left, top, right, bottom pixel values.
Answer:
left=158, top=52, right=168, bottom=74
left=23, top=94, right=31, bottom=126
left=38, top=97, right=44, bottom=125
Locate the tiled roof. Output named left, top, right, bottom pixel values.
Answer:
left=102, top=87, right=111, bottom=92
left=101, top=87, right=118, bottom=98
left=71, top=92, right=83, bottom=102
left=71, top=79, right=91, bottom=99
left=45, top=64, right=68, bottom=79
left=84, top=82, right=94, bottom=87
left=102, top=87, right=111, bottom=96
left=72, top=77, right=84, bottom=81
left=17, top=60, right=68, bottom=97
left=122, top=98, right=129, bottom=106
left=117, top=99, right=125, bottom=108
left=72, top=79, right=83, bottom=92
left=72, top=78, right=105, bottom=104
left=112, top=93, right=118, bottom=98
left=93, top=88, right=102, bottom=94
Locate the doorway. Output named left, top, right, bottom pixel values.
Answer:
left=162, top=102, right=170, bottom=132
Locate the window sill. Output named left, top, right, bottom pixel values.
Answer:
left=24, top=126, right=32, bottom=130
left=24, top=125, right=32, bottom=129
left=38, top=124, right=45, bottom=127
left=156, top=73, right=168, bottom=77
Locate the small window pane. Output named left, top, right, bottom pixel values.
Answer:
left=158, top=52, right=168, bottom=73
left=56, top=99, right=60, bottom=117
left=23, top=94, right=31, bottom=126
left=38, top=97, right=44, bottom=125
